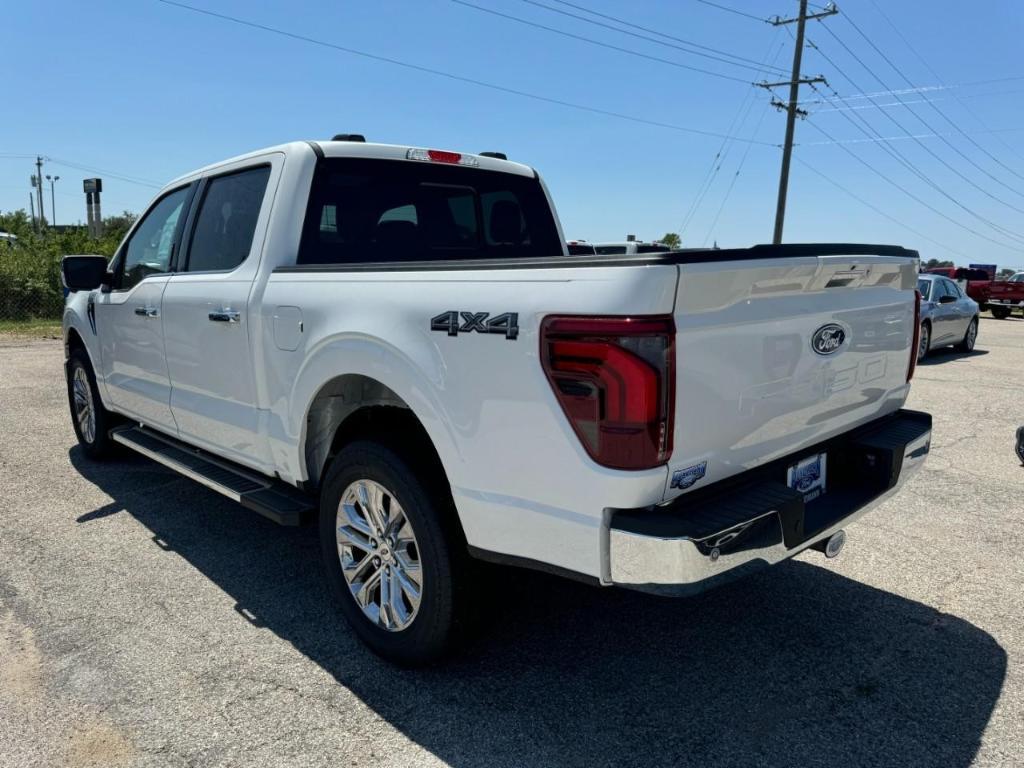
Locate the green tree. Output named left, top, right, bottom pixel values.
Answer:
left=658, top=232, right=681, bottom=249
left=0, top=209, right=139, bottom=320
left=998, top=268, right=1016, bottom=278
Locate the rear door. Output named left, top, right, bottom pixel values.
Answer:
left=94, top=184, right=194, bottom=432
left=666, top=251, right=918, bottom=500
left=162, top=160, right=276, bottom=469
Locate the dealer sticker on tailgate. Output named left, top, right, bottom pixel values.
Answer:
left=788, top=453, right=827, bottom=502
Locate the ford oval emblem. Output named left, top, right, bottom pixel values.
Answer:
left=811, top=323, right=846, bottom=355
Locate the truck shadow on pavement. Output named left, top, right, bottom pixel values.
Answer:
left=71, top=448, right=1006, bottom=768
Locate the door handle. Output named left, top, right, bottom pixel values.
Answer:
left=208, top=309, right=241, bottom=323
left=134, top=306, right=159, bottom=317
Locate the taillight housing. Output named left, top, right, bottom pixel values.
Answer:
left=907, top=289, right=922, bottom=381
left=540, top=315, right=675, bottom=470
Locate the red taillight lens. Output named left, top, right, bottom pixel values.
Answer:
left=540, top=315, right=675, bottom=470
left=907, top=289, right=922, bottom=382
left=427, top=149, right=462, bottom=164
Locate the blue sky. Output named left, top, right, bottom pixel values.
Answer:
left=3, top=0, right=1024, bottom=267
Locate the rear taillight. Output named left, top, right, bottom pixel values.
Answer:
left=907, top=289, right=922, bottom=381
left=540, top=315, right=675, bottom=470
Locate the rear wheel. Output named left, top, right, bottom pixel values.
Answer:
left=957, top=317, right=979, bottom=352
left=319, top=440, right=465, bottom=666
left=66, top=348, right=118, bottom=460
left=991, top=306, right=1011, bottom=319
left=917, top=322, right=931, bottom=362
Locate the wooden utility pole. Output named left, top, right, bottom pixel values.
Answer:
left=763, top=1, right=837, bottom=244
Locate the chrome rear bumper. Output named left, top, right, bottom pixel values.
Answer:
left=608, top=410, right=931, bottom=596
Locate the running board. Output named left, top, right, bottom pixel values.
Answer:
left=110, top=425, right=314, bottom=526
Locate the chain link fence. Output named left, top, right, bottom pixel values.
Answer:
left=0, top=246, right=65, bottom=322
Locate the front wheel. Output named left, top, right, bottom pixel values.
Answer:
left=319, top=440, right=465, bottom=666
left=917, top=322, right=930, bottom=362
left=957, top=317, right=979, bottom=352
left=66, top=348, right=118, bottom=459
left=991, top=306, right=1011, bottom=319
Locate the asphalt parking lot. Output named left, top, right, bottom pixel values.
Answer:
left=1, top=316, right=1022, bottom=768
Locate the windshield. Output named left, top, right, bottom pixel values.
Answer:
left=917, top=278, right=932, bottom=301
left=1010, top=273, right=1024, bottom=283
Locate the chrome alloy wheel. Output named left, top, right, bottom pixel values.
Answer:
left=336, top=479, right=422, bottom=632
left=72, top=365, right=96, bottom=444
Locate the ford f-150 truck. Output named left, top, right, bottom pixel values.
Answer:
left=61, top=137, right=932, bottom=664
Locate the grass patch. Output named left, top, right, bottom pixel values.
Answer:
left=0, top=318, right=63, bottom=339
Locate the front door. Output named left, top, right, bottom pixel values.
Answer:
left=162, top=164, right=274, bottom=469
left=95, top=184, right=193, bottom=433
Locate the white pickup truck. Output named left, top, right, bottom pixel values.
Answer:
left=62, top=137, right=931, bottom=664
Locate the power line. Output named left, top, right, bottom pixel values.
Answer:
left=47, top=158, right=163, bottom=189
left=816, top=23, right=1024, bottom=214
left=693, top=0, right=767, bottom=23
left=865, top=0, right=1024, bottom=171
left=680, top=35, right=786, bottom=234
left=803, top=34, right=1024, bottom=246
left=806, top=118, right=1024, bottom=254
left=843, top=6, right=1024, bottom=189
left=521, top=0, right=789, bottom=76
left=794, top=155, right=968, bottom=259
left=157, top=0, right=777, bottom=146
left=703, top=99, right=774, bottom=246
left=543, top=0, right=782, bottom=71
left=451, top=0, right=754, bottom=84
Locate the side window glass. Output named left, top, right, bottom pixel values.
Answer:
left=186, top=166, right=271, bottom=273
left=121, top=187, right=189, bottom=290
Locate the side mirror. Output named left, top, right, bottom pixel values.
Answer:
left=62, top=255, right=110, bottom=292
left=938, top=294, right=957, bottom=304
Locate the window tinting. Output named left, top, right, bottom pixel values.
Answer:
left=594, top=245, right=627, bottom=255
left=186, top=166, right=270, bottom=273
left=917, top=278, right=931, bottom=300
left=297, top=159, right=561, bottom=264
left=121, top=186, right=190, bottom=290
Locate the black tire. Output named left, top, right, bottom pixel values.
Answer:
left=917, top=321, right=930, bottom=362
left=319, top=440, right=466, bottom=666
left=66, top=347, right=118, bottom=460
left=991, top=306, right=1011, bottom=319
left=956, top=317, right=979, bottom=352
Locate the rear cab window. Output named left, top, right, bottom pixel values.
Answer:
left=297, top=158, right=562, bottom=264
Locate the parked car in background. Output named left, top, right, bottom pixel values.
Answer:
left=986, top=271, right=1024, bottom=319
left=923, top=265, right=993, bottom=309
left=566, top=239, right=596, bottom=255
left=916, top=273, right=980, bottom=361
left=592, top=241, right=671, bottom=255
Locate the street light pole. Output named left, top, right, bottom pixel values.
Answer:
left=46, top=175, right=60, bottom=227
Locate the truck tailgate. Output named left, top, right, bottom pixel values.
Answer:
left=666, top=251, right=918, bottom=500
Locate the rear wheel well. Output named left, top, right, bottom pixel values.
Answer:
left=302, top=374, right=454, bottom=505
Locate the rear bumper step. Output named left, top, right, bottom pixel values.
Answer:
left=110, top=426, right=314, bottom=526
left=608, top=409, right=931, bottom=596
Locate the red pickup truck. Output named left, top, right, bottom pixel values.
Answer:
left=986, top=272, right=1024, bottom=318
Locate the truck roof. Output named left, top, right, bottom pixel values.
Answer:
left=165, top=139, right=536, bottom=190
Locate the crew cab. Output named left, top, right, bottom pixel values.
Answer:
left=986, top=271, right=1024, bottom=318
left=61, top=138, right=932, bottom=664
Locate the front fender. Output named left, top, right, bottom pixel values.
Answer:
left=62, top=292, right=111, bottom=409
